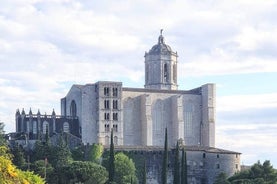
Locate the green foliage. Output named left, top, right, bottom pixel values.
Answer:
left=10, top=143, right=27, bottom=170
left=181, top=148, right=187, bottom=184
left=108, top=129, right=115, bottom=183
left=88, top=143, right=104, bottom=163
left=51, top=134, right=73, bottom=168
left=0, top=122, right=7, bottom=146
left=67, top=161, right=108, bottom=184
left=71, top=145, right=85, bottom=161
left=173, top=141, right=180, bottom=184
left=32, top=139, right=52, bottom=162
left=229, top=160, right=277, bottom=184
left=0, top=145, right=45, bottom=184
left=214, top=172, right=230, bottom=184
left=142, top=160, right=147, bottom=184
left=31, top=159, right=54, bottom=182
left=162, top=128, right=168, bottom=184
left=114, top=152, right=137, bottom=184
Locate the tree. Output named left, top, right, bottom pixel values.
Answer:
left=114, top=152, right=137, bottom=184
left=0, top=122, right=6, bottom=146
left=173, top=141, right=180, bottom=184
left=10, top=143, right=27, bottom=170
left=51, top=134, right=73, bottom=168
left=181, top=148, right=187, bottom=184
left=162, top=128, right=168, bottom=184
left=67, top=161, right=108, bottom=184
left=32, top=139, right=52, bottom=162
left=0, top=145, right=45, bottom=184
left=108, top=129, right=115, bottom=183
left=88, top=143, right=104, bottom=164
left=214, top=172, right=230, bottom=184
left=229, top=160, right=277, bottom=184
left=31, top=159, right=54, bottom=182
left=142, top=159, right=147, bottom=184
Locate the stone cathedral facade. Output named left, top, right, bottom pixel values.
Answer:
left=14, top=32, right=240, bottom=184
left=61, top=32, right=215, bottom=148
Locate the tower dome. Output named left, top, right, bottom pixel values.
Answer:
left=149, top=30, right=172, bottom=54
left=144, top=30, right=178, bottom=90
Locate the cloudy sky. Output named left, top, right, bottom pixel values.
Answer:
left=0, top=0, right=277, bottom=167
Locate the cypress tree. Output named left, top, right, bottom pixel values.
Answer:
left=143, top=159, right=147, bottom=184
left=173, top=141, right=180, bottom=184
left=181, top=148, right=188, bottom=184
left=108, top=129, right=115, bottom=183
left=162, top=128, right=168, bottom=184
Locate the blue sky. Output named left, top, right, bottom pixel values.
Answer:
left=0, top=0, right=277, bottom=167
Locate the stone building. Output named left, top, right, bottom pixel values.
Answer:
left=14, top=31, right=240, bottom=184
left=61, top=31, right=215, bottom=148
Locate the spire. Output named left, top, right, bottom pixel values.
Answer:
left=21, top=108, right=25, bottom=115
left=29, top=108, right=33, bottom=115
left=16, top=109, right=20, bottom=116
left=37, top=109, right=41, bottom=116
left=52, top=108, right=56, bottom=116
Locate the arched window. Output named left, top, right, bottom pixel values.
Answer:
left=70, top=100, right=77, bottom=117
left=33, top=121, right=37, bottom=134
left=114, top=136, right=118, bottom=145
left=105, top=136, right=109, bottom=145
left=164, top=63, right=168, bottom=82
left=42, top=121, right=49, bottom=134
left=63, top=122, right=70, bottom=133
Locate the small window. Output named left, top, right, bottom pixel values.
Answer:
left=113, top=124, right=118, bottom=132
left=113, top=100, right=118, bottom=109
left=104, top=87, right=109, bottom=96
left=236, top=164, right=238, bottom=169
left=105, top=136, right=109, bottom=145
left=113, top=113, right=118, bottom=121
left=217, top=154, right=219, bottom=158
left=203, top=153, right=206, bottom=158
left=112, top=88, right=118, bottom=97
left=114, top=136, right=118, bottom=145
left=216, top=163, right=220, bottom=169
left=104, top=100, right=110, bottom=109
left=104, top=113, right=110, bottom=120
left=63, top=122, right=70, bottom=133
left=104, top=124, right=109, bottom=132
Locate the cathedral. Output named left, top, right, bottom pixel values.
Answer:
left=60, top=31, right=215, bottom=148
left=14, top=31, right=240, bottom=184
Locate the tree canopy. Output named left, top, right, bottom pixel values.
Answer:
left=114, top=152, right=137, bottom=184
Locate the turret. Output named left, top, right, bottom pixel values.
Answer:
left=144, top=30, right=178, bottom=90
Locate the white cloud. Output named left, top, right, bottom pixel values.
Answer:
left=217, top=93, right=277, bottom=112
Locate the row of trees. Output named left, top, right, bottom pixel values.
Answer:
left=214, top=160, right=277, bottom=184
left=0, top=122, right=45, bottom=183
left=7, top=128, right=137, bottom=184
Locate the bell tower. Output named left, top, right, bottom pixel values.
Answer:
left=144, top=30, right=178, bottom=90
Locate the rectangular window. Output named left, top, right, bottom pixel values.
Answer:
left=113, top=100, right=118, bottom=109
left=216, top=163, right=220, bottom=169
left=104, top=87, right=109, bottom=96
left=104, top=100, right=110, bottom=109
left=113, top=113, right=118, bottom=121
left=112, top=88, right=118, bottom=97
left=104, top=113, right=110, bottom=120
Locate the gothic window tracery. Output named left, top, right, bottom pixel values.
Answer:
left=70, top=100, right=77, bottom=117
left=42, top=121, right=49, bottom=134
left=63, top=122, right=69, bottom=133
